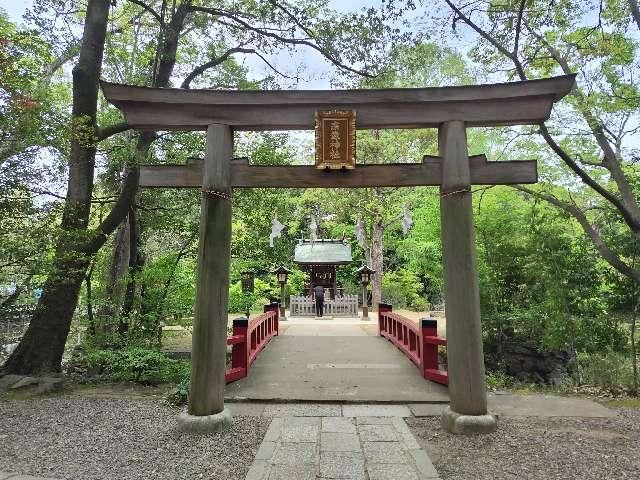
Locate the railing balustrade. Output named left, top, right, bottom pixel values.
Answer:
left=225, top=302, right=279, bottom=384
left=289, top=294, right=358, bottom=317
left=378, top=303, right=448, bottom=385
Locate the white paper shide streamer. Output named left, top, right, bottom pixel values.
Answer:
left=355, top=217, right=366, bottom=247
left=402, top=207, right=413, bottom=235
left=310, top=215, right=318, bottom=243
left=269, top=214, right=285, bottom=247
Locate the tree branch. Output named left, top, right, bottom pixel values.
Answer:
left=446, top=1, right=640, bottom=238
left=181, top=46, right=294, bottom=88
left=445, top=0, right=526, bottom=78
left=538, top=123, right=640, bottom=235
left=124, top=0, right=163, bottom=23
left=515, top=186, right=640, bottom=282
left=84, top=166, right=139, bottom=254
left=513, top=0, right=527, bottom=57
left=96, top=122, right=132, bottom=141
left=189, top=5, right=376, bottom=78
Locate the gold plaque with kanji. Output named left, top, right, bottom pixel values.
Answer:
left=315, top=110, right=356, bottom=169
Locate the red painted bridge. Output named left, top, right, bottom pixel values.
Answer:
left=223, top=303, right=449, bottom=403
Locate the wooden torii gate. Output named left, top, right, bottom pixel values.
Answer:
left=101, top=74, right=575, bottom=434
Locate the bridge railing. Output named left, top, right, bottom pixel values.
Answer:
left=225, top=302, right=279, bottom=384
left=378, top=303, right=448, bottom=385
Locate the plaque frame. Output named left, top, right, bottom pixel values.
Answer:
left=314, top=110, right=356, bottom=169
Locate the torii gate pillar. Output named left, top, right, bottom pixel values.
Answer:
left=177, top=124, right=233, bottom=432
left=439, top=121, right=497, bottom=434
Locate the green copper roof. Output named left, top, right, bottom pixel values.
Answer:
left=294, top=240, right=352, bottom=265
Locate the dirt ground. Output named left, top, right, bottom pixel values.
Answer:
left=0, top=396, right=269, bottom=480
left=408, top=409, right=640, bottom=480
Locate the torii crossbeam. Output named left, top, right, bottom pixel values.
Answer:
left=101, top=74, right=575, bottom=435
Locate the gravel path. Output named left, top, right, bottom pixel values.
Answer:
left=407, top=408, right=640, bottom=480
left=0, top=398, right=269, bottom=480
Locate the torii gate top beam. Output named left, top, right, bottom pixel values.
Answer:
left=100, top=74, right=575, bottom=131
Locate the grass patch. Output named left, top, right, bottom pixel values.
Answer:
left=601, top=397, right=640, bottom=409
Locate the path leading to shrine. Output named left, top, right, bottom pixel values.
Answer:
left=224, top=318, right=450, bottom=403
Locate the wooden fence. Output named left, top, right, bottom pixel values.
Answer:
left=378, top=303, right=448, bottom=385
left=289, top=294, right=358, bottom=317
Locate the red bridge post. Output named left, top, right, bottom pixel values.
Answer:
left=421, top=318, right=448, bottom=385
left=421, top=318, right=438, bottom=377
left=228, top=317, right=249, bottom=382
left=264, top=302, right=279, bottom=336
left=378, top=303, right=392, bottom=335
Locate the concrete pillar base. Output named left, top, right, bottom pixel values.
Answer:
left=177, top=407, right=232, bottom=433
left=441, top=406, right=497, bottom=435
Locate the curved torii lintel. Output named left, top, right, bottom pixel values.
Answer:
left=100, top=74, right=575, bottom=131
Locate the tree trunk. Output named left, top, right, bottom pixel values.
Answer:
left=86, top=261, right=95, bottom=336
left=102, top=1, right=192, bottom=333
left=120, top=206, right=141, bottom=334
left=96, top=215, right=130, bottom=333
left=2, top=0, right=111, bottom=374
left=630, top=0, right=640, bottom=31
left=371, top=219, right=384, bottom=308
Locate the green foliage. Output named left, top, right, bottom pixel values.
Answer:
left=476, top=187, right=627, bottom=353
left=286, top=269, right=310, bottom=297
left=5, top=0, right=639, bottom=392
left=381, top=270, right=426, bottom=310
left=228, top=281, right=257, bottom=314
left=79, top=347, right=189, bottom=384
left=136, top=254, right=197, bottom=329
left=576, top=351, right=636, bottom=392
left=485, top=370, right=519, bottom=391
left=228, top=278, right=276, bottom=314
left=166, top=372, right=190, bottom=406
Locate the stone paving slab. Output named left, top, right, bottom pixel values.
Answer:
left=320, top=451, right=366, bottom=479
left=320, top=432, right=361, bottom=452
left=245, top=414, right=440, bottom=480
left=343, top=404, right=413, bottom=418
left=263, top=404, right=343, bottom=417
left=408, top=394, right=616, bottom=418
left=321, top=417, right=356, bottom=434
left=228, top=402, right=267, bottom=417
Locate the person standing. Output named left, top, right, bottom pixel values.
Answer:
left=313, top=284, right=325, bottom=318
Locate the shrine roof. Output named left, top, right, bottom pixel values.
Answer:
left=294, top=239, right=352, bottom=265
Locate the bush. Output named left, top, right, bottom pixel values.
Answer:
left=166, top=372, right=190, bottom=406
left=80, top=347, right=190, bottom=384
left=575, top=351, right=636, bottom=392
left=286, top=269, right=309, bottom=297
left=381, top=270, right=426, bottom=310
left=228, top=281, right=256, bottom=314
left=228, top=278, right=277, bottom=314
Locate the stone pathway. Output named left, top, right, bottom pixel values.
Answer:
left=245, top=404, right=440, bottom=480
